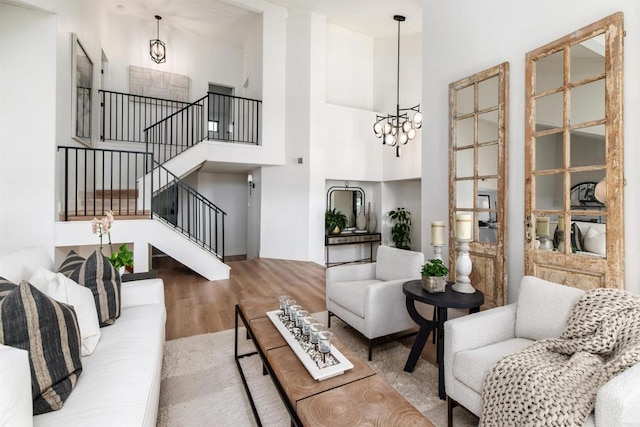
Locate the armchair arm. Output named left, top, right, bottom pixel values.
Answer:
left=326, top=263, right=376, bottom=284
left=121, top=278, right=165, bottom=309
left=364, top=278, right=415, bottom=338
left=444, top=304, right=517, bottom=395
left=595, top=362, right=640, bottom=426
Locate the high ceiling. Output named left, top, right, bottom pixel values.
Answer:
left=107, top=0, right=422, bottom=46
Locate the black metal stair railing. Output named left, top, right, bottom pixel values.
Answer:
left=57, top=146, right=226, bottom=262
left=144, top=92, right=262, bottom=164
left=100, top=90, right=193, bottom=143
left=151, top=161, right=226, bottom=261
left=57, top=146, right=153, bottom=220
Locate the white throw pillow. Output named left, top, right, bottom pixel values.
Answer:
left=583, top=227, right=606, bottom=256
left=29, top=268, right=101, bottom=356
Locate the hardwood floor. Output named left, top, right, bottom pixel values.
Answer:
left=156, top=255, right=437, bottom=365
left=156, top=256, right=327, bottom=340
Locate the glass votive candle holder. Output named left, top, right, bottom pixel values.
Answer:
left=317, top=331, right=334, bottom=360
left=284, top=299, right=296, bottom=318
left=290, top=305, right=302, bottom=324
left=302, top=316, right=316, bottom=336
left=278, top=295, right=291, bottom=311
left=296, top=310, right=308, bottom=328
left=310, top=323, right=324, bottom=344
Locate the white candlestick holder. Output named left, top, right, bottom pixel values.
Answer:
left=452, top=238, right=475, bottom=294
left=538, top=235, right=553, bottom=251
left=432, top=244, right=444, bottom=261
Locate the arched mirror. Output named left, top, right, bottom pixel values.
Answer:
left=449, top=62, right=509, bottom=308
left=525, top=12, right=624, bottom=290
left=327, top=184, right=365, bottom=229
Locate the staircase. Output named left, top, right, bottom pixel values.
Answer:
left=57, top=90, right=262, bottom=280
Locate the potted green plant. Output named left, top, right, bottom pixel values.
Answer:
left=325, top=208, right=348, bottom=235
left=109, top=243, right=134, bottom=275
left=421, top=258, right=449, bottom=293
left=389, top=207, right=411, bottom=249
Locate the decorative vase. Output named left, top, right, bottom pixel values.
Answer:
left=118, top=266, right=126, bottom=276
left=329, top=226, right=341, bottom=235
left=422, top=276, right=447, bottom=293
left=356, top=208, right=367, bottom=231
left=367, top=202, right=376, bottom=232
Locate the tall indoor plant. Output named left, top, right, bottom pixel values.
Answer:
left=389, top=207, right=411, bottom=249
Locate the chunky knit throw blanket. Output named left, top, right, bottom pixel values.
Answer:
left=480, top=288, right=640, bottom=426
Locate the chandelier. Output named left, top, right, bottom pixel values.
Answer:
left=373, top=15, right=422, bottom=157
left=150, top=15, right=166, bottom=64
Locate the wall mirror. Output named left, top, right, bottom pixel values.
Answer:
left=524, top=12, right=624, bottom=290
left=449, top=62, right=509, bottom=308
left=327, top=183, right=365, bottom=229
left=71, top=33, right=93, bottom=144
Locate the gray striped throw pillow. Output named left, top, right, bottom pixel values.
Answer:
left=0, top=280, right=83, bottom=414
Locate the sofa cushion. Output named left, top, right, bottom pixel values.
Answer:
left=33, top=304, right=166, bottom=427
left=454, top=337, right=533, bottom=393
left=583, top=226, right=606, bottom=256
left=59, top=250, right=121, bottom=327
left=0, top=246, right=54, bottom=285
left=0, top=344, right=33, bottom=427
left=375, top=246, right=423, bottom=282
left=328, top=279, right=381, bottom=317
left=29, top=268, right=101, bottom=356
left=0, top=281, right=83, bottom=415
left=515, top=276, right=584, bottom=341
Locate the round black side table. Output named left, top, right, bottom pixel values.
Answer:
left=402, top=280, right=484, bottom=400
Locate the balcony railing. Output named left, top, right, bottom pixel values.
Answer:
left=57, top=146, right=152, bottom=220
left=100, top=90, right=193, bottom=143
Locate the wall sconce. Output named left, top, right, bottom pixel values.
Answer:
left=208, top=121, right=218, bottom=132
left=248, top=174, right=255, bottom=196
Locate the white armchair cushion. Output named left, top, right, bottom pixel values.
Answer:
left=375, top=246, right=423, bottom=281
left=327, top=279, right=380, bottom=318
left=515, top=275, right=584, bottom=341
left=29, top=268, right=102, bottom=356
left=0, top=246, right=54, bottom=284
left=454, top=337, right=533, bottom=394
left=595, top=362, right=640, bottom=426
left=0, top=344, right=33, bottom=427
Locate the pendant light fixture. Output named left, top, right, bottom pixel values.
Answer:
left=373, top=15, right=422, bottom=157
left=150, top=15, right=166, bottom=64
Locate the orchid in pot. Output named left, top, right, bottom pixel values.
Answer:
left=91, top=210, right=134, bottom=274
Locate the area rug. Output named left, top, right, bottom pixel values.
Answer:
left=157, top=312, right=478, bottom=426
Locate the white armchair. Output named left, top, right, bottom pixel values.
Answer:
left=326, top=245, right=424, bottom=360
left=444, top=275, right=640, bottom=426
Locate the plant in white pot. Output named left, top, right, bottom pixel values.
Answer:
left=421, top=259, right=449, bottom=293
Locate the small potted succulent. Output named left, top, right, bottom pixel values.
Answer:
left=421, top=258, right=449, bottom=293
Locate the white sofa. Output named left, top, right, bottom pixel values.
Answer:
left=444, top=275, right=640, bottom=426
left=0, top=246, right=166, bottom=427
left=326, top=245, right=424, bottom=360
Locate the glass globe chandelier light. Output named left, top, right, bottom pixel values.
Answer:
left=150, top=15, right=166, bottom=64
left=373, top=15, right=422, bottom=157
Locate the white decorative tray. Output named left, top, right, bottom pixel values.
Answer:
left=266, top=310, right=353, bottom=381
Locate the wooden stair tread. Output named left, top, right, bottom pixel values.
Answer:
left=60, top=211, right=151, bottom=221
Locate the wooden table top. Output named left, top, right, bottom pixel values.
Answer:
left=267, top=339, right=375, bottom=406
left=296, top=375, right=435, bottom=427
left=238, top=297, right=433, bottom=426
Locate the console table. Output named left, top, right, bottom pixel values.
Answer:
left=325, top=232, right=381, bottom=267
left=234, top=297, right=433, bottom=426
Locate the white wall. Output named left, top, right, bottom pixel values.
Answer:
left=195, top=172, right=248, bottom=256
left=326, top=23, right=373, bottom=110
left=422, top=2, right=640, bottom=298
left=0, top=3, right=57, bottom=257
left=103, top=14, right=245, bottom=100
left=382, top=180, right=422, bottom=250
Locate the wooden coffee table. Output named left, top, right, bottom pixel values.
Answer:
left=235, top=298, right=434, bottom=426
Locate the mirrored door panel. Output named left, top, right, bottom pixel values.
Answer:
left=525, top=13, right=624, bottom=290
left=449, top=62, right=509, bottom=308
